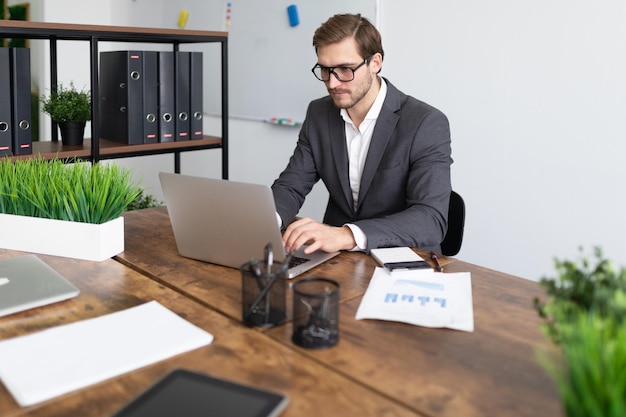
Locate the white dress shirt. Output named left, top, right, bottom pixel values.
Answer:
left=342, top=78, right=388, bottom=251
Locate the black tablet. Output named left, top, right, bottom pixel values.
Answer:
left=112, top=369, right=289, bottom=417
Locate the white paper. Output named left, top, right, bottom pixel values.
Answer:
left=0, top=301, right=214, bottom=407
left=356, top=267, right=474, bottom=332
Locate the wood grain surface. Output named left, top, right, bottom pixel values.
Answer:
left=0, top=249, right=420, bottom=417
left=0, top=208, right=562, bottom=417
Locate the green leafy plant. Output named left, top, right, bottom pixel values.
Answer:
left=40, top=82, right=91, bottom=123
left=0, top=157, right=141, bottom=224
left=125, top=190, right=163, bottom=211
left=534, top=247, right=626, bottom=344
left=534, top=247, right=626, bottom=417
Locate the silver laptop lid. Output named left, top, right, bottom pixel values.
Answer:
left=159, top=173, right=287, bottom=269
left=0, top=255, right=80, bottom=317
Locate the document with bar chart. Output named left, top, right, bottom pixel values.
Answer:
left=356, top=268, right=474, bottom=332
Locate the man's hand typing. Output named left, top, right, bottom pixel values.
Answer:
left=283, top=217, right=356, bottom=254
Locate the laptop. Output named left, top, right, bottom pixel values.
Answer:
left=0, top=255, right=80, bottom=318
left=159, top=172, right=339, bottom=278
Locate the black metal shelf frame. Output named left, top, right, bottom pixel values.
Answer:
left=0, top=22, right=229, bottom=179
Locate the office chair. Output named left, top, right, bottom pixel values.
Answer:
left=440, top=191, right=465, bottom=256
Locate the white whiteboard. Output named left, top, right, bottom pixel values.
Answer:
left=222, top=1, right=377, bottom=122
left=126, top=0, right=377, bottom=123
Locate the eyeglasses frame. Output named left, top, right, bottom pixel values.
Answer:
left=311, top=55, right=374, bottom=82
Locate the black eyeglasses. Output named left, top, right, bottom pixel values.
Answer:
left=311, top=55, right=373, bottom=82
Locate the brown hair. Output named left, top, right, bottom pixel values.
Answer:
left=312, top=13, right=384, bottom=62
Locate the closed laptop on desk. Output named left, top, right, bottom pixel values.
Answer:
left=159, top=172, right=339, bottom=278
left=0, top=255, right=79, bottom=317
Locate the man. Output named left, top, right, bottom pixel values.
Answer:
left=272, top=13, right=452, bottom=255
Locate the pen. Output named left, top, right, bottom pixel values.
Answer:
left=430, top=251, right=444, bottom=272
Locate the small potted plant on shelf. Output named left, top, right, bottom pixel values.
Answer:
left=40, top=82, right=91, bottom=146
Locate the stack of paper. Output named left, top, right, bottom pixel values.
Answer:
left=356, top=267, right=474, bottom=332
left=0, top=301, right=214, bottom=407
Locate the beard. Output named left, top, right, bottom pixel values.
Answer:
left=328, top=73, right=373, bottom=109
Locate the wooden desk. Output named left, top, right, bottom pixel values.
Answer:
left=115, top=207, right=377, bottom=321
left=116, top=208, right=561, bottom=417
left=269, top=260, right=560, bottom=417
left=0, top=249, right=421, bottom=417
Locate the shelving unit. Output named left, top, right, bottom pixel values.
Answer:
left=0, top=20, right=228, bottom=178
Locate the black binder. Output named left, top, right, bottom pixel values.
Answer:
left=0, top=48, right=12, bottom=156
left=9, top=48, right=32, bottom=155
left=189, top=52, right=203, bottom=140
left=175, top=51, right=190, bottom=140
left=99, top=51, right=144, bottom=145
left=142, top=51, right=158, bottom=144
left=157, top=51, right=175, bottom=142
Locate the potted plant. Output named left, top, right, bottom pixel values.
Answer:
left=40, top=82, right=91, bottom=146
left=534, top=247, right=626, bottom=417
left=0, top=157, right=142, bottom=261
left=125, top=190, right=163, bottom=211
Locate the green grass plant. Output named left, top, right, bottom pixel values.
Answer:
left=0, top=157, right=142, bottom=224
left=538, top=311, right=626, bottom=417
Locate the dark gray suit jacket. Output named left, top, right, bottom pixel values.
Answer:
left=272, top=79, right=452, bottom=253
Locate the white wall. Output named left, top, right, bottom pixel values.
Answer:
left=36, top=0, right=626, bottom=281
left=379, top=0, right=626, bottom=280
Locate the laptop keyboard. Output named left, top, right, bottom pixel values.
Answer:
left=289, top=256, right=310, bottom=268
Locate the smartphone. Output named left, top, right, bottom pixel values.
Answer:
left=383, top=260, right=431, bottom=272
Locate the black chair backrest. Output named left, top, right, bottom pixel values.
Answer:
left=440, top=191, right=465, bottom=256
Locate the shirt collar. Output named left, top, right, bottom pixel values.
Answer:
left=340, top=77, right=388, bottom=123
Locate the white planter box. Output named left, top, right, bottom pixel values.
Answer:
left=0, top=214, right=124, bottom=262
